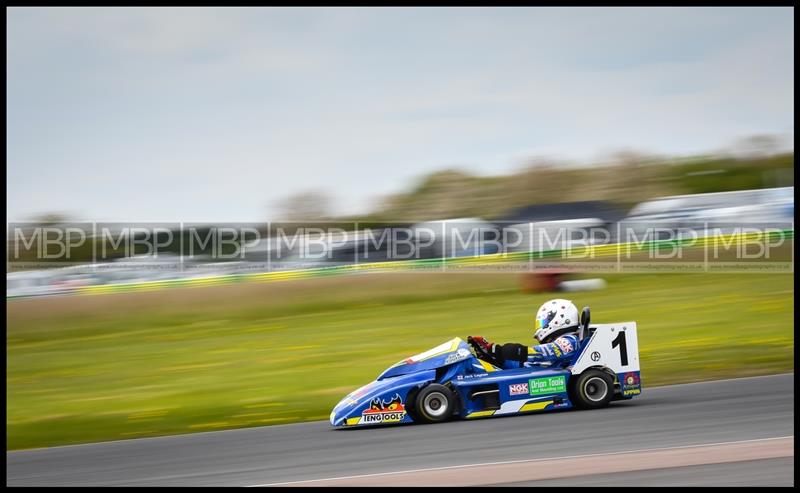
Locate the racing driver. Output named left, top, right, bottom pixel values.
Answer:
left=468, top=298, right=582, bottom=369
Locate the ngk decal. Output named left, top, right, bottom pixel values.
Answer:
left=555, top=337, right=574, bottom=353
left=509, top=383, right=529, bottom=396
left=358, top=394, right=406, bottom=424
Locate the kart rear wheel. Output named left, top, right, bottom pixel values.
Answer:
left=569, top=369, right=614, bottom=409
left=415, top=384, right=456, bottom=423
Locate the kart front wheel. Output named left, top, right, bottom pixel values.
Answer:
left=414, top=384, right=456, bottom=423
left=569, top=369, right=614, bottom=409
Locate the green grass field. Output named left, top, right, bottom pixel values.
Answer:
left=7, top=271, right=794, bottom=450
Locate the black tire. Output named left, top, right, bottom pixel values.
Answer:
left=569, top=369, right=614, bottom=409
left=405, top=386, right=422, bottom=422
left=414, top=384, right=456, bottom=423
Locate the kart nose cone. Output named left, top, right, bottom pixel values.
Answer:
left=330, top=397, right=358, bottom=427
left=330, top=408, right=355, bottom=427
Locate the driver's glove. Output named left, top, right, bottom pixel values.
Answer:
left=467, top=335, right=495, bottom=353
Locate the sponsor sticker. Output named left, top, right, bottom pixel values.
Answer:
left=457, top=373, right=488, bottom=380
left=555, top=337, right=574, bottom=353
left=444, top=348, right=472, bottom=365
left=528, top=375, right=567, bottom=396
left=509, top=382, right=529, bottom=396
left=621, top=371, right=642, bottom=396
left=357, top=394, right=407, bottom=425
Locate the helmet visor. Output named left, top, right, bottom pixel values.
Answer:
left=536, top=311, right=556, bottom=331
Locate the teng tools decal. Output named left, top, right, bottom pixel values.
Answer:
left=359, top=394, right=407, bottom=424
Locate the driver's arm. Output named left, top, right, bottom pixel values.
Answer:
left=490, top=343, right=529, bottom=369
left=527, top=335, right=579, bottom=363
left=468, top=336, right=528, bottom=369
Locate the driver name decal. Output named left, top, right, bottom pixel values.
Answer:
left=528, top=375, right=567, bottom=396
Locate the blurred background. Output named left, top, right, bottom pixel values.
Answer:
left=6, top=7, right=794, bottom=450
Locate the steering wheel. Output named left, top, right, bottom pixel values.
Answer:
left=467, top=336, right=494, bottom=363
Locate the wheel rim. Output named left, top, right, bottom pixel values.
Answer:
left=584, top=377, right=609, bottom=402
left=423, top=391, right=449, bottom=417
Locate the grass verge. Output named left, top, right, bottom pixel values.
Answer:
left=7, top=271, right=794, bottom=450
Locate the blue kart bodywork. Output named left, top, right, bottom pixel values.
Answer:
left=330, top=330, right=642, bottom=428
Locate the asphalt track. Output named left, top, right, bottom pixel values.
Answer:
left=6, top=373, right=794, bottom=486
left=496, top=458, right=794, bottom=487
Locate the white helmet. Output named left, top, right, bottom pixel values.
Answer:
left=534, top=299, right=579, bottom=344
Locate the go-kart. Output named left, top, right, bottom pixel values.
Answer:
left=330, top=308, right=641, bottom=427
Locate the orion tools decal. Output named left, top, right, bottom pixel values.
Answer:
left=528, top=375, right=567, bottom=396
left=359, top=394, right=407, bottom=424
left=621, top=371, right=642, bottom=396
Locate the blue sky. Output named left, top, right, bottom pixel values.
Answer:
left=7, top=7, right=794, bottom=221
